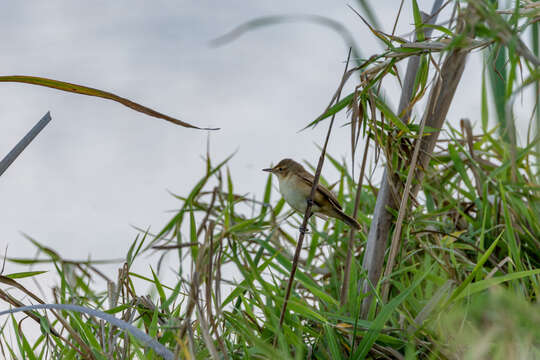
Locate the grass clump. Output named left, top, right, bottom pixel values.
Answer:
left=2, top=126, right=538, bottom=358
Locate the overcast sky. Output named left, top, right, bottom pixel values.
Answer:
left=0, top=1, right=534, bottom=292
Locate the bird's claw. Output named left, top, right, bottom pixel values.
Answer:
left=306, top=198, right=315, bottom=207
left=298, top=226, right=310, bottom=234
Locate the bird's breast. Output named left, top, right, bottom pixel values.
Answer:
left=278, top=175, right=320, bottom=213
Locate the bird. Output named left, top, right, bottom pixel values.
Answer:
left=263, top=158, right=360, bottom=230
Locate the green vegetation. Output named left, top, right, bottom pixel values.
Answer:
left=1, top=1, right=539, bottom=359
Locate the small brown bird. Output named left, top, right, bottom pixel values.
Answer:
left=263, top=158, right=360, bottom=230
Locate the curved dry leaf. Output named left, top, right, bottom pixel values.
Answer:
left=0, top=75, right=219, bottom=130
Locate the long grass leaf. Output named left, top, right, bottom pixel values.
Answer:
left=353, top=267, right=431, bottom=359
left=455, top=269, right=540, bottom=301
left=0, top=75, right=216, bottom=130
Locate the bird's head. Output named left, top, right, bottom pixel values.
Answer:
left=262, top=158, right=304, bottom=179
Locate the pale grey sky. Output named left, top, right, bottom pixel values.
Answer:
left=0, top=1, right=531, bottom=290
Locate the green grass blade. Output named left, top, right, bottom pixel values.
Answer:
left=353, top=266, right=431, bottom=359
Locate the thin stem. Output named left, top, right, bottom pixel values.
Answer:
left=276, top=48, right=352, bottom=334
left=0, top=112, right=51, bottom=178
left=340, top=95, right=374, bottom=305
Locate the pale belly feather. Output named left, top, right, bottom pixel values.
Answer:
left=278, top=176, right=320, bottom=213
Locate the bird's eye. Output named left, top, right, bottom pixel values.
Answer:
left=278, top=167, right=283, bottom=171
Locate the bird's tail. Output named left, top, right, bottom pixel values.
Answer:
left=335, top=209, right=360, bottom=230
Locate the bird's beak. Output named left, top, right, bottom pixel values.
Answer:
left=262, top=168, right=273, bottom=173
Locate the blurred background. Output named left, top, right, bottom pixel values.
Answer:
left=0, top=1, right=533, bottom=289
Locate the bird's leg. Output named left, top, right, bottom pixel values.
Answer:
left=299, top=199, right=315, bottom=233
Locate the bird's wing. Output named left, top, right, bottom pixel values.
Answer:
left=297, top=171, right=342, bottom=210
